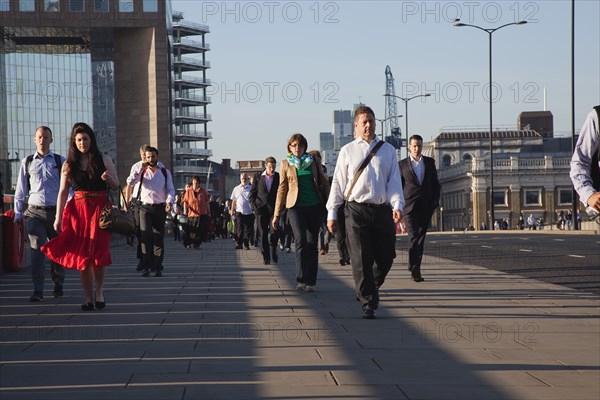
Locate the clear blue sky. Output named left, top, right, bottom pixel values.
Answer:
left=172, top=0, right=600, bottom=165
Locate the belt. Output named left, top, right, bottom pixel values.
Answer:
left=142, top=202, right=166, bottom=207
left=29, top=205, right=56, bottom=211
left=349, top=201, right=390, bottom=209
left=74, top=191, right=107, bottom=200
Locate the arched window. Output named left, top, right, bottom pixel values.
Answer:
left=462, top=154, right=472, bottom=163
left=442, top=154, right=452, bottom=168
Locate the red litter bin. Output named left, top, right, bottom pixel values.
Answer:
left=2, top=209, right=25, bottom=272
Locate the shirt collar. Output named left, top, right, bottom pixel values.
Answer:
left=354, top=135, right=379, bottom=145
left=409, top=154, right=423, bottom=164
left=34, top=151, right=54, bottom=160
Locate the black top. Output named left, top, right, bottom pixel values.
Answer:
left=71, top=156, right=107, bottom=191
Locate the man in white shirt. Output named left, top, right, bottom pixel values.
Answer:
left=230, top=173, right=254, bottom=250
left=126, top=146, right=175, bottom=277
left=125, top=144, right=163, bottom=269
left=326, top=106, right=405, bottom=319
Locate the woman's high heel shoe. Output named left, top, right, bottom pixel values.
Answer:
left=81, top=302, right=94, bottom=311
left=94, top=300, right=106, bottom=310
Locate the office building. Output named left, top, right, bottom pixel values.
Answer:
left=0, top=0, right=212, bottom=194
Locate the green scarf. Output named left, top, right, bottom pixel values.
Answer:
left=287, top=153, right=313, bottom=170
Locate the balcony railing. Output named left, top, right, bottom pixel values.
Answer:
left=174, top=110, right=212, bottom=121
left=173, top=19, right=210, bottom=34
left=174, top=92, right=211, bottom=104
left=174, top=37, right=210, bottom=51
left=174, top=56, right=211, bottom=69
left=174, top=128, right=212, bottom=139
left=173, top=148, right=213, bottom=158
left=174, top=74, right=211, bottom=87
left=439, top=156, right=572, bottom=180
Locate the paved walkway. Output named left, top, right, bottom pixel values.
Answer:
left=0, top=236, right=598, bottom=400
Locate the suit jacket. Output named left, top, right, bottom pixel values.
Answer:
left=249, top=172, right=280, bottom=215
left=399, top=156, right=441, bottom=216
left=274, top=157, right=330, bottom=218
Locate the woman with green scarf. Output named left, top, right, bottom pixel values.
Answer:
left=272, top=134, right=330, bottom=292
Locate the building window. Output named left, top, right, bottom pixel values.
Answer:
left=70, top=0, right=84, bottom=12
left=524, top=189, right=542, bottom=206
left=462, top=154, right=472, bottom=163
left=442, top=154, right=452, bottom=168
left=1, top=0, right=10, bottom=11
left=45, top=1, right=60, bottom=11
left=558, top=189, right=573, bottom=205
left=143, top=0, right=158, bottom=12
left=493, top=190, right=508, bottom=206
left=20, top=0, right=35, bottom=11
left=119, top=0, right=133, bottom=12
left=95, top=0, right=109, bottom=12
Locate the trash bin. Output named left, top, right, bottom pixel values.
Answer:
left=2, top=209, right=25, bottom=272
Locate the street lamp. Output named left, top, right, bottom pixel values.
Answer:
left=453, top=18, right=527, bottom=229
left=384, top=93, right=431, bottom=158
left=375, top=115, right=403, bottom=141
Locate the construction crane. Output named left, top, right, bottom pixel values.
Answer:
left=384, top=65, right=402, bottom=146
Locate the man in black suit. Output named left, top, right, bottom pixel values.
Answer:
left=250, top=156, right=280, bottom=264
left=399, top=135, right=441, bottom=282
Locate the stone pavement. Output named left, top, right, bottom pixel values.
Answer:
left=0, top=236, right=598, bottom=400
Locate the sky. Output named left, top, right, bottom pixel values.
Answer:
left=172, top=0, right=600, bottom=165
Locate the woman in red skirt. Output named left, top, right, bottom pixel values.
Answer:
left=42, top=123, right=119, bottom=311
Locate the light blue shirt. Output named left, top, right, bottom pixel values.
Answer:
left=14, top=152, right=64, bottom=220
left=570, top=109, right=599, bottom=206
left=409, top=154, right=425, bottom=185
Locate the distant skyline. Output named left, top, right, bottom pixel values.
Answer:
left=172, top=0, right=600, bottom=165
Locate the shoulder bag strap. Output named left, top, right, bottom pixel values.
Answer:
left=135, top=167, right=146, bottom=201
left=345, top=140, right=385, bottom=201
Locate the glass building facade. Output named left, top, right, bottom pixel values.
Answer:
left=0, top=1, right=208, bottom=198
left=1, top=27, right=116, bottom=191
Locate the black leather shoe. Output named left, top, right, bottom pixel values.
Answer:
left=411, top=268, right=425, bottom=282
left=362, top=306, right=376, bottom=319
left=29, top=292, right=43, bottom=302
left=94, top=301, right=106, bottom=310
left=81, top=302, right=94, bottom=311
left=155, top=271, right=163, bottom=277
left=142, top=270, right=150, bottom=277
left=235, top=245, right=243, bottom=250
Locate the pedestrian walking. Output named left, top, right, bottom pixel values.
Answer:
left=326, top=106, right=404, bottom=319
left=41, top=122, right=119, bottom=311
left=14, top=126, right=66, bottom=301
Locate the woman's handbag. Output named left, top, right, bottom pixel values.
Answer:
left=99, top=187, right=135, bottom=236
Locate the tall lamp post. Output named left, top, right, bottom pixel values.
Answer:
left=453, top=19, right=527, bottom=228
left=375, top=115, right=403, bottom=141
left=384, top=93, right=431, bottom=158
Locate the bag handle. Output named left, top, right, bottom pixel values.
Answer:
left=105, top=185, right=129, bottom=210
left=345, top=140, right=385, bottom=201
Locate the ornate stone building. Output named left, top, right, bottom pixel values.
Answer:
left=426, top=129, right=573, bottom=231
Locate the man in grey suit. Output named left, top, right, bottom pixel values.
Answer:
left=399, top=135, right=441, bottom=282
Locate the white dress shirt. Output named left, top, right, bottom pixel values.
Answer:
left=326, top=136, right=405, bottom=220
left=127, top=164, right=175, bottom=205
left=231, top=184, right=253, bottom=215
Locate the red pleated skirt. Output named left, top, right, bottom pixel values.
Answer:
left=42, top=190, right=112, bottom=270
